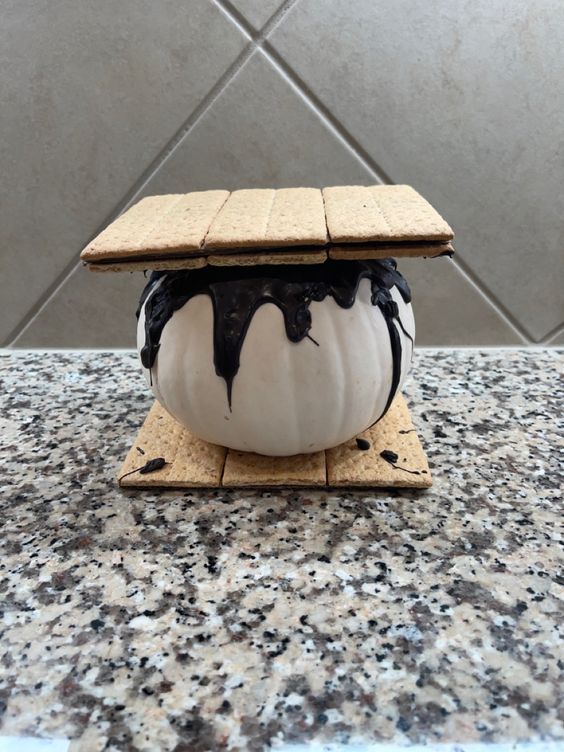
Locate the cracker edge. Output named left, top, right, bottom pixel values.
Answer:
left=208, top=250, right=328, bottom=266
left=86, top=257, right=207, bottom=273
left=328, top=242, right=454, bottom=260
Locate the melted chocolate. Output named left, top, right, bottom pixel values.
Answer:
left=380, top=449, right=424, bottom=475
left=356, top=438, right=372, bottom=450
left=380, top=450, right=399, bottom=464
left=137, top=259, right=412, bottom=417
left=118, top=456, right=167, bottom=482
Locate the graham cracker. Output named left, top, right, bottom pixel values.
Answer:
left=204, top=188, right=327, bottom=249
left=81, top=191, right=229, bottom=262
left=326, top=395, right=431, bottom=487
left=323, top=185, right=453, bottom=243
left=117, top=394, right=430, bottom=489
left=208, top=249, right=327, bottom=266
left=118, top=402, right=226, bottom=487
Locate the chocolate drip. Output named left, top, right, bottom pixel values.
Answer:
left=137, top=259, right=412, bottom=416
left=379, top=449, right=426, bottom=475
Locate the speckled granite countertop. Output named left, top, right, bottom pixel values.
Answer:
left=1, top=349, right=563, bottom=752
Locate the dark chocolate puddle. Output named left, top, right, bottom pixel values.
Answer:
left=137, top=259, right=412, bottom=419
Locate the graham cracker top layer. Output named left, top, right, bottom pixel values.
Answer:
left=81, top=185, right=454, bottom=269
left=323, top=185, right=453, bottom=243
left=82, top=191, right=230, bottom=261
left=206, top=187, right=328, bottom=249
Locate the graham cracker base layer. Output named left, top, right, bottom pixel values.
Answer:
left=118, top=394, right=432, bottom=490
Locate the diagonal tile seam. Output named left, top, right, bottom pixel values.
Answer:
left=443, top=257, right=530, bottom=344
left=448, top=255, right=533, bottom=343
left=5, top=0, right=300, bottom=347
left=538, top=319, right=564, bottom=345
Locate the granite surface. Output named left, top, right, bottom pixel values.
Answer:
left=0, top=349, right=562, bottom=752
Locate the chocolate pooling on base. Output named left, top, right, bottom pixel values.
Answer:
left=137, top=259, right=413, bottom=415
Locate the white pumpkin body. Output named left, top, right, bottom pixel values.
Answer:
left=137, top=279, right=415, bottom=456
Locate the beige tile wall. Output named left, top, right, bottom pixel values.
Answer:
left=2, top=0, right=563, bottom=348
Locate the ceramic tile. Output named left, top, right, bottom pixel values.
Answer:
left=14, top=51, right=377, bottom=347
left=14, top=265, right=141, bottom=348
left=29, top=46, right=518, bottom=351
left=397, top=257, right=525, bottom=346
left=7, top=0, right=563, bottom=347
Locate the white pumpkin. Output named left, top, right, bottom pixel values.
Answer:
left=137, top=276, right=415, bottom=456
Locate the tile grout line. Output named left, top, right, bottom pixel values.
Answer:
left=6, top=0, right=299, bottom=347
left=538, top=319, right=564, bottom=345
left=447, top=257, right=532, bottom=343
left=450, top=255, right=534, bottom=342
left=216, top=0, right=301, bottom=40
left=4, top=254, right=85, bottom=347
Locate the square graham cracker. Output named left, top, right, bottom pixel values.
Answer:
left=323, top=185, right=453, bottom=243
left=205, top=187, right=328, bottom=249
left=117, top=395, right=431, bottom=490
left=83, top=191, right=229, bottom=263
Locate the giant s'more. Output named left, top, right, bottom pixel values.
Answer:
left=81, top=185, right=453, bottom=484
